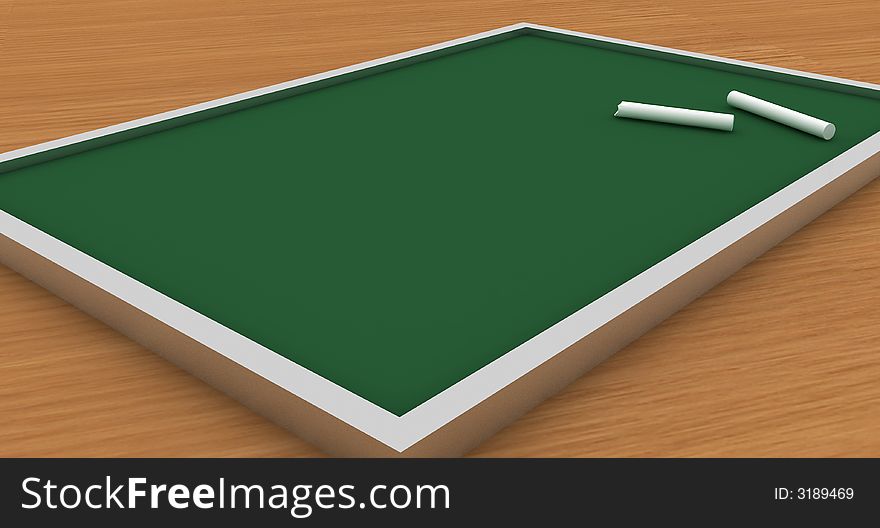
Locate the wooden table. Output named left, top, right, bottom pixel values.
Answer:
left=1, top=0, right=879, bottom=457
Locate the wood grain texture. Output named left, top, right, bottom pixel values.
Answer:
left=1, top=0, right=878, bottom=457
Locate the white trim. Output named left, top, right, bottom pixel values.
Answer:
left=396, top=131, right=880, bottom=450
left=0, top=23, right=532, bottom=165
left=2, top=23, right=878, bottom=452
left=526, top=23, right=880, bottom=92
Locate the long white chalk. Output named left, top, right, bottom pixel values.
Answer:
left=614, top=101, right=734, bottom=131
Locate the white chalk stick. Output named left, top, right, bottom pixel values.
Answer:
left=614, top=101, right=734, bottom=131
left=727, top=90, right=835, bottom=140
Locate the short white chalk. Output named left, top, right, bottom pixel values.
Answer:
left=727, top=90, right=835, bottom=140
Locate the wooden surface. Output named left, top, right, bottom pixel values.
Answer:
left=1, top=0, right=879, bottom=457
